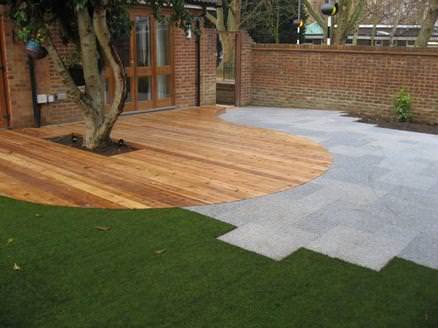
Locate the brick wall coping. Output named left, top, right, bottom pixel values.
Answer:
left=253, top=44, right=438, bottom=57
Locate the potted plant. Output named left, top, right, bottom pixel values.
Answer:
left=23, top=29, right=48, bottom=60
left=26, top=39, right=48, bottom=59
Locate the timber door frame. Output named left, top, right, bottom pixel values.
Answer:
left=0, top=14, right=9, bottom=128
left=106, top=7, right=175, bottom=112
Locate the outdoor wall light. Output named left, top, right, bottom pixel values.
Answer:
left=185, top=23, right=193, bottom=40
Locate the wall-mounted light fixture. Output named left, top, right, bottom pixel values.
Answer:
left=185, top=22, right=193, bottom=40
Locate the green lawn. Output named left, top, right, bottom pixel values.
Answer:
left=1, top=196, right=438, bottom=328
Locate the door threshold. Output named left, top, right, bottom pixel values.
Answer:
left=121, top=106, right=178, bottom=117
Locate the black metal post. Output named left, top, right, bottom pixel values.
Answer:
left=28, top=56, right=41, bottom=128
left=195, top=17, right=202, bottom=107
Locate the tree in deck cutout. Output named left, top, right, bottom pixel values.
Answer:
left=0, top=0, right=191, bottom=150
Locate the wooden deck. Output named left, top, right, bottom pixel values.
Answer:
left=0, top=107, right=331, bottom=209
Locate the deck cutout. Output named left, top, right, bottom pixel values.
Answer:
left=47, top=134, right=141, bottom=157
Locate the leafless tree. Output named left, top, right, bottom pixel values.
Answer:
left=416, top=0, right=438, bottom=47
left=304, top=0, right=365, bottom=44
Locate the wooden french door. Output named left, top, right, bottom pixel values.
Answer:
left=106, top=9, right=175, bottom=112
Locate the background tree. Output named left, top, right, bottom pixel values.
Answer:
left=304, top=0, right=365, bottom=44
left=416, top=0, right=438, bottom=47
left=206, top=0, right=241, bottom=74
left=364, top=0, right=403, bottom=46
left=208, top=0, right=305, bottom=76
left=1, top=0, right=190, bottom=150
left=363, top=0, right=429, bottom=47
left=242, top=0, right=305, bottom=44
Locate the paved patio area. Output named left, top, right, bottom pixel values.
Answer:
left=190, top=107, right=438, bottom=271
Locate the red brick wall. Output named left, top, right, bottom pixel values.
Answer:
left=174, top=26, right=197, bottom=108
left=250, top=45, right=438, bottom=124
left=237, top=31, right=254, bottom=106
left=0, top=7, right=34, bottom=128
left=200, top=27, right=217, bottom=106
left=1, top=9, right=216, bottom=128
left=37, top=30, right=83, bottom=125
left=174, top=25, right=216, bottom=108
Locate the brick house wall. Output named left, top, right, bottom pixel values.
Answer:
left=248, top=44, right=438, bottom=124
left=0, top=7, right=34, bottom=128
left=174, top=24, right=217, bottom=108
left=0, top=6, right=216, bottom=128
left=37, top=30, right=83, bottom=125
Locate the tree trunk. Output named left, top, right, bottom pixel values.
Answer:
left=90, top=2, right=128, bottom=150
left=304, top=0, right=328, bottom=36
left=370, top=24, right=377, bottom=47
left=389, top=0, right=403, bottom=47
left=416, top=0, right=438, bottom=47
left=274, top=0, right=280, bottom=43
left=209, top=0, right=240, bottom=79
left=83, top=116, right=111, bottom=150
left=46, top=4, right=127, bottom=151
left=352, top=29, right=359, bottom=45
left=76, top=7, right=108, bottom=149
left=217, top=32, right=236, bottom=77
left=305, top=0, right=364, bottom=45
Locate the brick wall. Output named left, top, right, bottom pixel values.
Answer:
left=0, top=7, right=34, bottom=128
left=236, top=31, right=254, bottom=106
left=37, top=30, right=83, bottom=125
left=1, top=8, right=216, bottom=128
left=200, top=27, right=217, bottom=106
left=174, top=25, right=217, bottom=108
left=174, top=26, right=197, bottom=108
left=249, top=44, right=438, bottom=124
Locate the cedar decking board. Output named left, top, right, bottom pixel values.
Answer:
left=0, top=107, right=331, bottom=208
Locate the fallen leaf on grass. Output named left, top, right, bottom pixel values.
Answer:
left=96, top=226, right=112, bottom=232
left=13, top=263, right=22, bottom=271
left=155, top=249, right=167, bottom=255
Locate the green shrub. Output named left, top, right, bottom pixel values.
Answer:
left=393, top=88, right=412, bottom=122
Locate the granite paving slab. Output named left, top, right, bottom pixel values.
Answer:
left=188, top=107, right=438, bottom=271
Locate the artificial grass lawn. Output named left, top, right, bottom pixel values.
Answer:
left=1, top=196, right=438, bottom=328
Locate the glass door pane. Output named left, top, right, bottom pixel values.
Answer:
left=135, top=16, right=153, bottom=110
left=138, top=76, right=152, bottom=101
left=155, top=20, right=173, bottom=106
left=136, top=16, right=151, bottom=67
left=156, top=21, right=170, bottom=67
left=157, top=74, right=171, bottom=99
